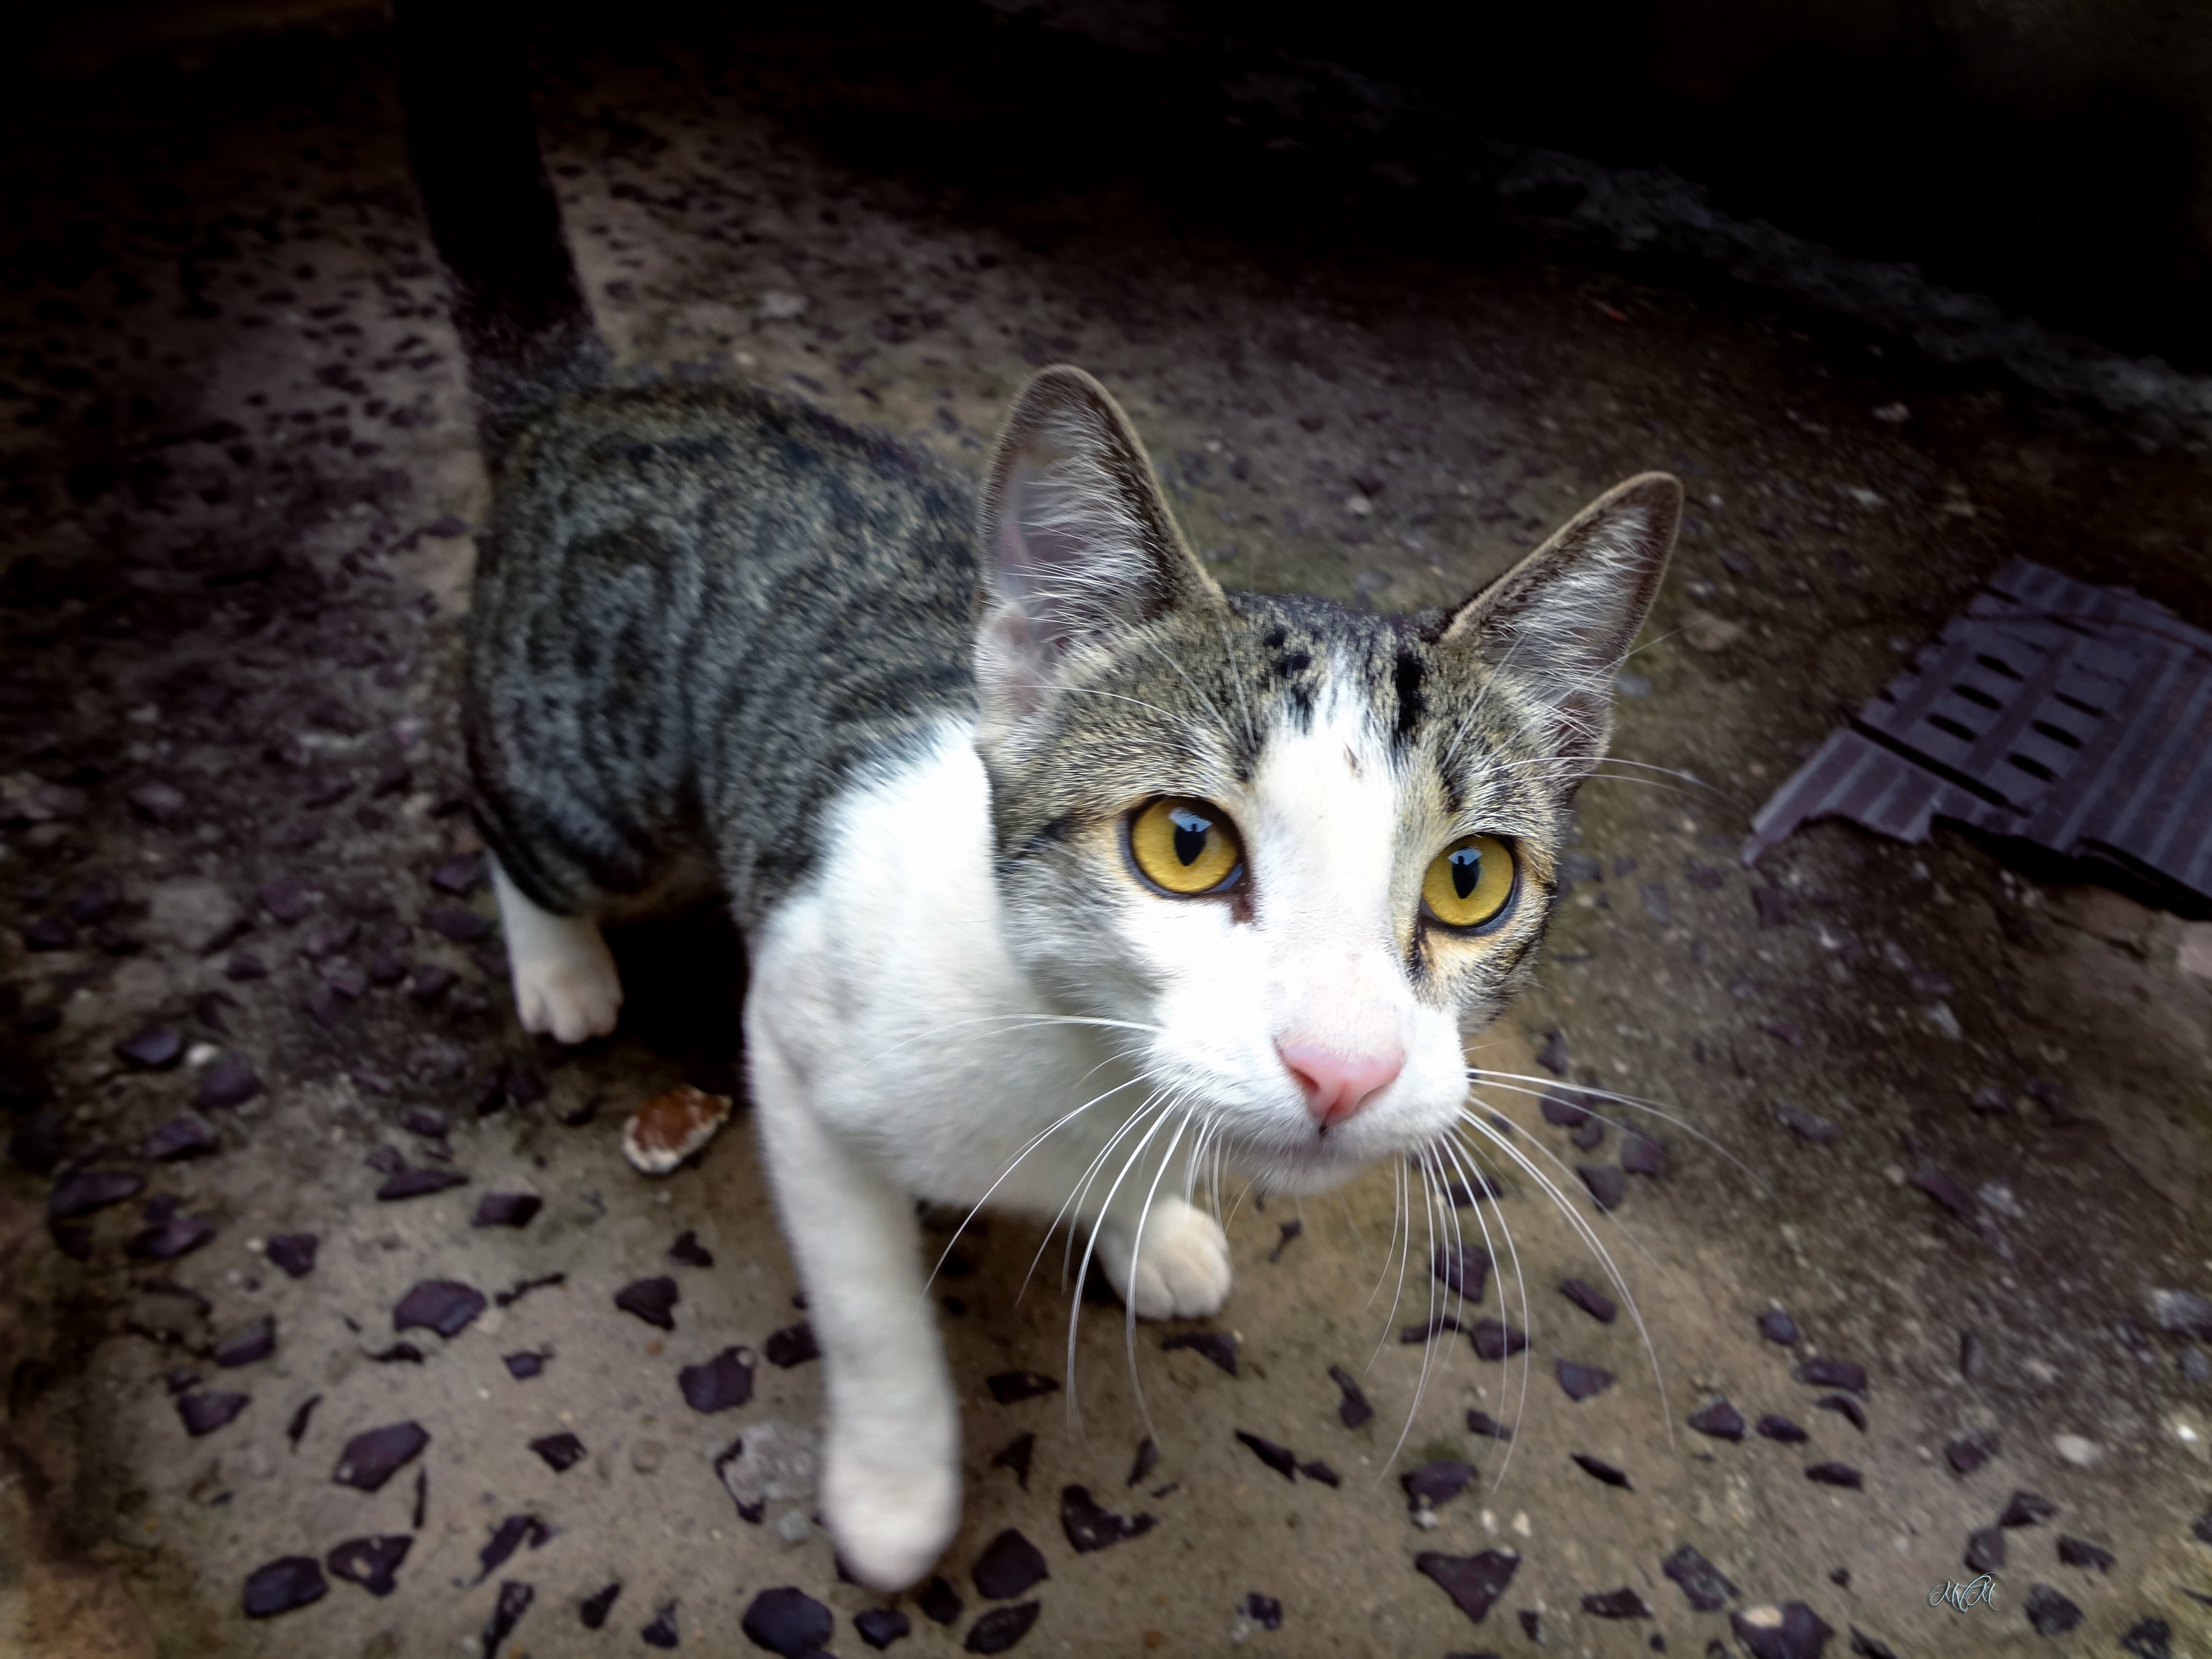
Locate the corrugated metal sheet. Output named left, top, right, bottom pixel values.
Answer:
left=1742, top=559, right=2212, bottom=908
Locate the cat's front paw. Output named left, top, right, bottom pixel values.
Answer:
left=1098, top=1198, right=1232, bottom=1320
left=822, top=1440, right=960, bottom=1591
left=510, top=942, right=622, bottom=1045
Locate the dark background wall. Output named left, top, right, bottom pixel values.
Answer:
left=13, top=0, right=2212, bottom=371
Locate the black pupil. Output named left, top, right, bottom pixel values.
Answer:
left=1169, top=807, right=1210, bottom=867
left=1449, top=845, right=1482, bottom=899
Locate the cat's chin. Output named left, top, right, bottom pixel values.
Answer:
left=1236, top=1138, right=1381, bottom=1198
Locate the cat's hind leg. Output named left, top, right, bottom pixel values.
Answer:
left=490, top=855, right=623, bottom=1044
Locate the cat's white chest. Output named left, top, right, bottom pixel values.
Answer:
left=747, top=721, right=1129, bottom=1208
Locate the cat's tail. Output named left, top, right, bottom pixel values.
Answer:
left=394, top=0, right=608, bottom=455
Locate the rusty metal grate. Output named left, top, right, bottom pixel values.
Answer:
left=1743, top=558, right=2212, bottom=909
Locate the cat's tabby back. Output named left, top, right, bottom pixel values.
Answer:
left=464, top=365, right=1678, bottom=1587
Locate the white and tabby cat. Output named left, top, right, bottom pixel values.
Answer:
left=463, top=364, right=1678, bottom=1587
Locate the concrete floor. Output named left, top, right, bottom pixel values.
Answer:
left=4, top=11, right=2212, bottom=1658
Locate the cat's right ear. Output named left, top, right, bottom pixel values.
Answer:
left=975, top=365, right=1220, bottom=738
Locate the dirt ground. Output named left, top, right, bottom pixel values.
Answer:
left=4, top=9, right=2212, bottom=1658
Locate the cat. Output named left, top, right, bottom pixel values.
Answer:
left=462, top=363, right=1678, bottom=1588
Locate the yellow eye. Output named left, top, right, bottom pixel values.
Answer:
left=1422, top=835, right=1516, bottom=930
left=1128, top=797, right=1244, bottom=896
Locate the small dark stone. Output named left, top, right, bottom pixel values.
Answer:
left=1124, top=1436, right=1157, bottom=1487
left=615, top=1276, right=679, bottom=1331
left=242, top=1555, right=326, bottom=1617
left=424, top=903, right=493, bottom=942
left=472, top=1192, right=541, bottom=1228
left=1585, top=1587, right=1654, bottom=1618
left=409, top=965, right=455, bottom=1002
left=1757, top=1415, right=1808, bottom=1443
left=580, top=1583, right=622, bottom=1629
left=1415, top=1549, right=1521, bottom=1624
left=2121, top=1617, right=2175, bottom=1659
left=1466, top=1409, right=1514, bottom=1442
left=257, top=879, right=311, bottom=923
left=1944, top=1432, right=1996, bottom=1473
left=1577, top=1164, right=1626, bottom=1210
left=1806, top=1462, right=1863, bottom=1488
left=1402, top=1312, right=1466, bottom=1344
left=529, top=1432, right=586, bottom=1472
left=215, top=1316, right=276, bottom=1368
left=1267, top=1217, right=1302, bottom=1261
left=992, top=1431, right=1036, bottom=1489
left=476, top=1514, right=553, bottom=1581
left=678, top=1347, right=755, bottom=1413
left=369, top=1343, right=424, bottom=1365
left=431, top=853, right=486, bottom=894
left=2024, top=1584, right=2083, bottom=1636
left=1558, top=1360, right=1615, bottom=1401
left=326, top=1535, right=410, bottom=1597
left=1433, top=1244, right=1492, bottom=1300
left=1572, top=1453, right=1632, bottom=1489
left=1815, top=1394, right=1867, bottom=1431
left=1560, top=1278, right=1618, bottom=1322
left=1060, top=1484, right=1154, bottom=1552
left=48, top=1168, right=144, bottom=1221
left=918, top=1576, right=963, bottom=1624
left=128, top=1214, right=216, bottom=1260
left=973, top=1528, right=1050, bottom=1599
left=376, top=1166, right=468, bottom=1200
left=333, top=1420, right=430, bottom=1491
left=178, top=1391, right=249, bottom=1435
left=300, top=919, right=359, bottom=961
left=1759, top=1310, right=1801, bottom=1345
left=1730, top=1602, right=1833, bottom=1659
left=1793, top=1358, right=1867, bottom=1395
left=1965, top=1527, right=2006, bottom=1572
left=669, top=1229, right=714, bottom=1267
left=1448, top=1172, right=1507, bottom=1203
left=856, top=1606, right=912, bottom=1649
left=1241, top=1593, right=1283, bottom=1631
left=2001, top=1490, right=2058, bottom=1527
left=482, top=1581, right=534, bottom=1659
left=116, top=1026, right=184, bottom=1069
left=1541, top=1090, right=1592, bottom=1127
left=143, top=1116, right=220, bottom=1160
left=1235, top=1430, right=1298, bottom=1479
left=1661, top=1544, right=1738, bottom=1611
left=964, top=1600, right=1040, bottom=1654
left=197, top=1053, right=260, bottom=1109
left=265, top=1233, right=318, bottom=1277
left=1775, top=1102, right=1842, bottom=1142
left=285, top=1394, right=320, bottom=1449
left=762, top=1321, right=817, bottom=1364
left=1298, top=1459, right=1340, bottom=1485
left=985, top=1369, right=1057, bottom=1403
left=1402, top=1460, right=1476, bottom=1509
left=365, top=1145, right=407, bottom=1175
left=504, top=1351, right=546, bottom=1380
left=1909, top=1165, right=1979, bottom=1221
left=493, top=1272, right=566, bottom=1309
left=1160, top=1330, right=1238, bottom=1374
left=1622, top=1132, right=1665, bottom=1176
left=2056, top=1535, right=2115, bottom=1573
left=741, top=1586, right=831, bottom=1656
left=393, top=1278, right=485, bottom=1339
left=1534, top=1031, right=1569, bottom=1074
left=1328, top=1363, right=1373, bottom=1428
left=641, top=1603, right=679, bottom=1649
left=1471, top=1320, right=1529, bottom=1360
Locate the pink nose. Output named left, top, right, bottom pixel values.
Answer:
left=1277, top=1040, right=1405, bottom=1129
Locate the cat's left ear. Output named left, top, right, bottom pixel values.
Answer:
left=1439, top=472, right=1681, bottom=772
left=975, top=365, right=1221, bottom=737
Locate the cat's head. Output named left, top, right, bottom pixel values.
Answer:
left=974, top=366, right=1677, bottom=1195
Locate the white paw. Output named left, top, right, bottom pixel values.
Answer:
left=1098, top=1198, right=1233, bottom=1320
left=510, top=940, right=622, bottom=1044
left=821, top=1439, right=960, bottom=1591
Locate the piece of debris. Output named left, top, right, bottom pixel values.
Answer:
left=1744, top=559, right=2212, bottom=909
left=621, top=1083, right=735, bottom=1176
